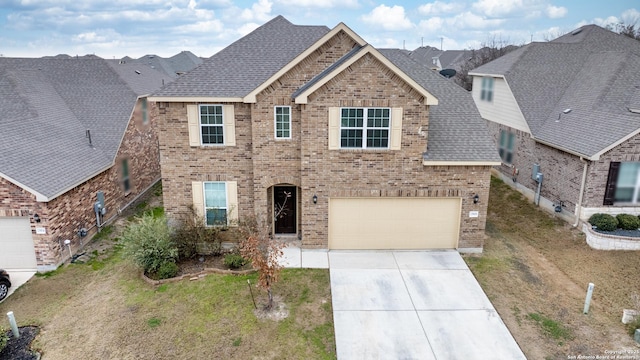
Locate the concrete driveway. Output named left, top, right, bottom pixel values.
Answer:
left=1, top=270, right=35, bottom=303
left=329, top=250, right=526, bottom=360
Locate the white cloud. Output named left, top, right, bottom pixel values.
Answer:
left=418, top=1, right=463, bottom=16
left=240, top=0, right=273, bottom=22
left=450, top=11, right=504, bottom=29
left=174, top=19, right=224, bottom=33
left=593, top=15, right=619, bottom=28
left=361, top=4, right=414, bottom=31
left=275, top=0, right=358, bottom=8
left=472, top=0, right=524, bottom=18
left=418, top=17, right=445, bottom=33
left=237, top=22, right=260, bottom=36
left=545, top=5, right=567, bottom=19
left=621, top=8, right=640, bottom=24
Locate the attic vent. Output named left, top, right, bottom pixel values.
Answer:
left=119, top=60, right=125, bottom=64
left=135, top=70, right=141, bottom=74
left=630, top=108, right=640, bottom=114
left=571, top=29, right=583, bottom=36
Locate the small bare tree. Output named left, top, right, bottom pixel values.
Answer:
left=454, top=36, right=520, bottom=91
left=238, top=217, right=284, bottom=310
left=608, top=21, right=640, bottom=41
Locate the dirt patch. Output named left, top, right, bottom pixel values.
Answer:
left=466, top=177, right=640, bottom=360
left=253, top=296, right=289, bottom=321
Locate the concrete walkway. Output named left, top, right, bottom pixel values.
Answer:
left=280, top=247, right=525, bottom=360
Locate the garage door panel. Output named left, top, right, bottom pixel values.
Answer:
left=0, top=217, right=38, bottom=270
left=329, top=198, right=460, bottom=250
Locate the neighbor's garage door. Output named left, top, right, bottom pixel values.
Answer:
left=329, top=198, right=461, bottom=249
left=0, top=217, right=37, bottom=270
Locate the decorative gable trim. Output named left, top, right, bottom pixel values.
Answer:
left=242, top=22, right=367, bottom=104
left=294, top=45, right=439, bottom=106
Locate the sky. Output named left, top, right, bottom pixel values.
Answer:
left=0, top=0, right=638, bottom=59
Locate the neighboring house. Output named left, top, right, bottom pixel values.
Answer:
left=120, top=51, right=203, bottom=78
left=409, top=46, right=469, bottom=71
left=0, top=58, right=169, bottom=271
left=149, top=16, right=500, bottom=252
left=469, top=25, right=640, bottom=223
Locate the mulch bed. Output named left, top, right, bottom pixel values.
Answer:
left=0, top=326, right=39, bottom=360
left=593, top=228, right=640, bottom=238
left=176, top=254, right=251, bottom=276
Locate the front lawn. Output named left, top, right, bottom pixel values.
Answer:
left=0, top=230, right=335, bottom=359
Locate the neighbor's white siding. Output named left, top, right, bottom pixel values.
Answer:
left=472, top=76, right=530, bottom=133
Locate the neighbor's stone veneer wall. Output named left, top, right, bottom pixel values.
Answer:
left=0, top=99, right=161, bottom=269
left=582, top=224, right=640, bottom=250
left=157, top=32, right=492, bottom=250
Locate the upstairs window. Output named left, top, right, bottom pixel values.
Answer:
left=121, top=159, right=131, bottom=193
left=498, top=130, right=515, bottom=164
left=340, top=108, right=390, bottom=149
left=275, top=106, right=291, bottom=139
left=199, top=105, right=224, bottom=145
left=481, top=77, right=494, bottom=102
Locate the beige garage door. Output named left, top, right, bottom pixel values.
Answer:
left=0, top=217, right=37, bottom=270
left=329, top=198, right=461, bottom=249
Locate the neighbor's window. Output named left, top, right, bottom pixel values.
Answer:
left=615, top=162, right=640, bottom=203
left=121, top=159, right=130, bottom=193
left=141, top=98, right=148, bottom=124
left=275, top=106, right=291, bottom=139
left=481, top=77, right=494, bottom=102
left=340, top=108, right=390, bottom=149
left=199, top=105, right=224, bottom=145
left=498, top=130, right=515, bottom=164
left=204, top=182, right=227, bottom=225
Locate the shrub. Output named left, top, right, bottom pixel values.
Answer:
left=616, top=214, right=640, bottom=230
left=122, top=214, right=178, bottom=274
left=588, top=213, right=618, bottom=231
left=0, top=327, right=8, bottom=353
left=156, top=262, right=179, bottom=279
left=224, top=253, right=247, bottom=269
left=172, top=206, right=223, bottom=259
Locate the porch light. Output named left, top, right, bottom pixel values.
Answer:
left=312, top=194, right=318, bottom=204
left=33, top=213, right=41, bottom=223
left=473, top=194, right=479, bottom=204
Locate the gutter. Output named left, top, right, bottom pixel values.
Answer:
left=573, top=157, right=589, bottom=227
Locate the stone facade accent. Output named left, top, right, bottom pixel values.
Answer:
left=156, top=33, right=493, bottom=250
left=0, top=99, right=161, bottom=270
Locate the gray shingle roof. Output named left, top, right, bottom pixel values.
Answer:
left=379, top=49, right=501, bottom=163
left=471, top=25, right=640, bottom=158
left=0, top=58, right=169, bottom=200
left=153, top=16, right=330, bottom=98
left=124, top=51, right=203, bottom=78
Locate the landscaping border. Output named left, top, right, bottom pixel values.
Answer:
left=140, top=267, right=256, bottom=286
left=582, top=224, right=640, bottom=250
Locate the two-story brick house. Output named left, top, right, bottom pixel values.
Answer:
left=150, top=16, right=500, bottom=252
left=0, top=58, right=168, bottom=271
left=470, top=25, right=640, bottom=224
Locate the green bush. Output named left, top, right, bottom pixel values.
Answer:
left=616, top=214, right=640, bottom=230
left=156, top=262, right=179, bottom=279
left=0, top=327, right=8, bottom=353
left=172, top=206, right=222, bottom=259
left=224, top=253, right=246, bottom=269
left=588, top=213, right=618, bottom=231
left=122, top=214, right=178, bottom=274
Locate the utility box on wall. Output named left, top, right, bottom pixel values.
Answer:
left=532, top=164, right=540, bottom=181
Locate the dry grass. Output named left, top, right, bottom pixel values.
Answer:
left=465, top=177, right=640, bottom=359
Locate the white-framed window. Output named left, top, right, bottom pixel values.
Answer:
left=340, top=108, right=390, bottom=149
left=274, top=106, right=291, bottom=139
left=204, top=182, right=227, bottom=226
left=121, top=158, right=131, bottom=193
left=481, top=77, right=494, bottom=102
left=498, top=130, right=515, bottom=164
left=615, top=162, right=640, bottom=203
left=199, top=105, right=224, bottom=145
left=141, top=98, right=148, bottom=124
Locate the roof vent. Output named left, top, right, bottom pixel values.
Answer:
left=135, top=70, right=141, bottom=74
left=571, top=29, right=583, bottom=36
left=630, top=108, right=640, bottom=114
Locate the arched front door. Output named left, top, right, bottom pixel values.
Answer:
left=273, top=185, right=297, bottom=234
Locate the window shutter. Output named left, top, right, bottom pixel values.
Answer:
left=390, top=107, right=403, bottom=150
left=603, top=162, right=620, bottom=205
left=226, top=181, right=238, bottom=226
left=223, top=105, right=236, bottom=146
left=187, top=105, right=200, bottom=146
left=192, top=181, right=204, bottom=218
left=328, top=107, right=340, bottom=150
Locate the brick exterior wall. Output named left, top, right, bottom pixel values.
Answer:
left=156, top=32, right=493, bottom=250
left=485, top=121, right=640, bottom=222
left=0, top=98, right=161, bottom=270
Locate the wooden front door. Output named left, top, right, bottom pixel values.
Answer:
left=274, top=186, right=296, bottom=234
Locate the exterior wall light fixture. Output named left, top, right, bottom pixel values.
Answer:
left=33, top=213, right=41, bottom=223
left=312, top=194, right=318, bottom=204
left=473, top=194, right=480, bottom=204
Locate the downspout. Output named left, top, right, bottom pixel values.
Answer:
left=573, top=157, right=589, bottom=227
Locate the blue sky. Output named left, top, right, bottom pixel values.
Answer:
left=0, top=0, right=638, bottom=58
